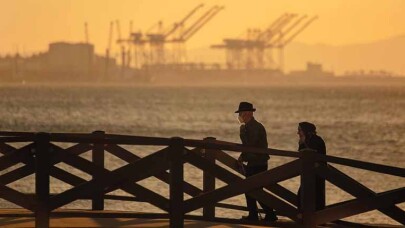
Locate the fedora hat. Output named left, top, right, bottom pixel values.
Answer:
left=235, top=102, right=256, bottom=113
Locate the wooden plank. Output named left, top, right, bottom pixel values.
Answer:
left=214, top=202, right=253, bottom=212
left=0, top=143, right=90, bottom=187
left=0, top=164, right=34, bottom=184
left=184, top=152, right=300, bottom=221
left=0, top=209, right=402, bottom=227
left=183, top=139, right=301, bottom=158
left=315, top=187, right=405, bottom=224
left=104, top=134, right=171, bottom=146
left=0, top=144, right=33, bottom=171
left=169, top=137, right=184, bottom=228
left=56, top=152, right=169, bottom=212
left=50, top=166, right=86, bottom=186
left=0, top=184, right=35, bottom=210
left=317, top=165, right=405, bottom=225
left=210, top=149, right=240, bottom=173
left=266, top=184, right=298, bottom=207
left=35, top=132, right=51, bottom=228
left=49, top=134, right=171, bottom=146
left=49, top=148, right=170, bottom=211
left=0, top=131, right=36, bottom=137
left=0, top=136, right=33, bottom=143
left=49, top=143, right=92, bottom=164
left=119, top=182, right=170, bottom=211
left=104, top=144, right=138, bottom=163
left=103, top=195, right=141, bottom=202
left=22, top=194, right=142, bottom=202
left=105, top=144, right=202, bottom=196
left=213, top=149, right=298, bottom=206
left=58, top=146, right=169, bottom=185
left=0, top=143, right=18, bottom=155
left=300, top=149, right=317, bottom=227
left=212, top=202, right=294, bottom=217
left=318, top=154, right=405, bottom=178
left=91, top=131, right=105, bottom=210
left=202, top=137, right=216, bottom=219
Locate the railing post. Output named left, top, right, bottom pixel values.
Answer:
left=35, top=132, right=51, bottom=228
left=169, top=137, right=184, bottom=228
left=203, top=137, right=216, bottom=219
left=92, top=130, right=105, bottom=210
left=301, top=149, right=317, bottom=227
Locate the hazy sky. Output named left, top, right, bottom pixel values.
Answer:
left=1, top=0, right=404, bottom=54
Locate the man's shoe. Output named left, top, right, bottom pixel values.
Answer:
left=241, top=215, right=259, bottom=221
left=264, top=213, right=278, bottom=222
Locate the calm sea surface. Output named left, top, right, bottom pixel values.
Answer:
left=0, top=85, right=404, bottom=225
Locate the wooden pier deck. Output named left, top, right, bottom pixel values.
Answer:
left=0, top=131, right=404, bottom=227
left=0, top=209, right=402, bottom=228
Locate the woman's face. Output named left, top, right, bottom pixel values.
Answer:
left=297, top=126, right=305, bottom=140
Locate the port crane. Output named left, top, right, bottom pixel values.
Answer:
left=211, top=13, right=317, bottom=71
left=270, top=16, right=318, bottom=71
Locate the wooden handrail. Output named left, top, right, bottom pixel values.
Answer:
left=183, top=138, right=301, bottom=158
left=0, top=130, right=404, bottom=228
left=0, top=136, right=35, bottom=142
left=1, top=130, right=403, bottom=178
left=0, top=131, right=36, bottom=137
left=314, top=153, right=405, bottom=178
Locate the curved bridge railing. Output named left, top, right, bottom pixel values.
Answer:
left=0, top=131, right=404, bottom=228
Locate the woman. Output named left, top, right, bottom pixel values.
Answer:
left=297, top=122, right=326, bottom=211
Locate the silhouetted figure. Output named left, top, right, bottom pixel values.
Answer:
left=235, top=102, right=278, bottom=222
left=297, top=122, right=326, bottom=211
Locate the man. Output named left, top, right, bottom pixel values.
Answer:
left=235, top=101, right=278, bottom=222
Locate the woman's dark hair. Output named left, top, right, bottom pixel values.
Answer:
left=299, top=122, right=317, bottom=136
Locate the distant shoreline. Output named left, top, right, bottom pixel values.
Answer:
left=1, top=75, right=405, bottom=87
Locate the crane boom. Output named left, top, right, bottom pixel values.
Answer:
left=164, top=4, right=204, bottom=38
left=84, top=22, right=89, bottom=43
left=116, top=20, right=122, bottom=41
left=182, top=6, right=224, bottom=41
left=129, top=20, right=133, bottom=37
left=262, top=14, right=297, bottom=43
left=108, top=21, right=114, bottom=50
left=281, top=16, right=318, bottom=46
left=270, top=15, right=308, bottom=46
left=175, top=5, right=219, bottom=41
left=268, top=13, right=289, bottom=31
left=256, top=13, right=288, bottom=41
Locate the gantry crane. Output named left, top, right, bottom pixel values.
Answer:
left=211, top=13, right=317, bottom=71
left=169, top=5, right=224, bottom=63
left=172, top=6, right=224, bottom=42
left=144, top=4, right=208, bottom=65
left=104, top=21, right=114, bottom=79
left=211, top=13, right=297, bottom=70
left=115, top=20, right=127, bottom=76
left=244, top=14, right=296, bottom=69
left=271, top=16, right=318, bottom=72
left=164, top=4, right=204, bottom=39
left=84, top=22, right=89, bottom=44
left=114, top=4, right=222, bottom=69
left=258, top=14, right=297, bottom=43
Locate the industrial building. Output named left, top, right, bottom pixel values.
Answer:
left=0, top=42, right=117, bottom=82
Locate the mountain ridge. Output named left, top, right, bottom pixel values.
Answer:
left=187, top=34, right=405, bottom=75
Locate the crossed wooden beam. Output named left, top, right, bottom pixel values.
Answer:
left=0, top=141, right=404, bottom=227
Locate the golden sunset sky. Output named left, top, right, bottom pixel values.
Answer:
left=1, top=0, right=404, bottom=54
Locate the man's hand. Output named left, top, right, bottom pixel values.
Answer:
left=237, top=156, right=246, bottom=175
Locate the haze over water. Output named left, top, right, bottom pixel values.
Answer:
left=1, top=0, right=405, bottom=225
left=0, top=84, right=404, bottom=225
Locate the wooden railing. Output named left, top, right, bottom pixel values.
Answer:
left=0, top=131, right=404, bottom=228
